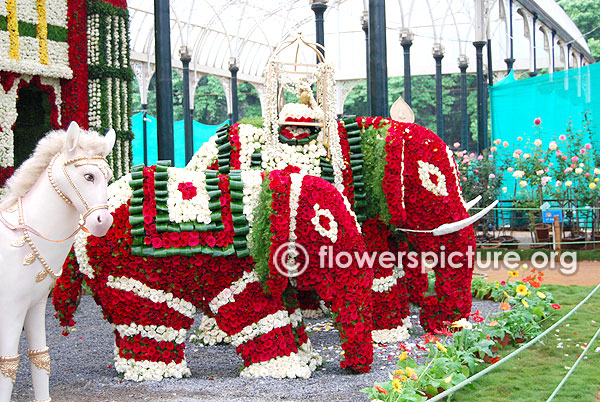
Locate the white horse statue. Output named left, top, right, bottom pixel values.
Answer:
left=0, top=122, right=115, bottom=402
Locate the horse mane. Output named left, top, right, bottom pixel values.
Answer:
left=0, top=128, right=108, bottom=210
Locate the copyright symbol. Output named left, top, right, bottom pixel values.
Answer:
left=273, top=242, right=309, bottom=278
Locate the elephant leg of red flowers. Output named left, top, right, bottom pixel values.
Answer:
left=280, top=173, right=373, bottom=373
left=361, top=218, right=411, bottom=343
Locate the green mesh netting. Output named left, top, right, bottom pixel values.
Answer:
left=490, top=63, right=599, bottom=146
left=131, top=112, right=227, bottom=167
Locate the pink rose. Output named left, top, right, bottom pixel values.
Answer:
left=534, top=117, right=542, bottom=125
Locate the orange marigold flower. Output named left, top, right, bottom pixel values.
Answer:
left=374, top=385, right=388, bottom=395
left=500, top=302, right=511, bottom=311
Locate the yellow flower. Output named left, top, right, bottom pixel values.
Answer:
left=392, top=378, right=403, bottom=393
left=444, top=375, right=453, bottom=384
left=398, top=351, right=407, bottom=361
left=521, top=263, right=529, bottom=270
left=495, top=283, right=500, bottom=288
left=406, top=367, right=418, bottom=381
left=536, top=291, right=546, bottom=299
left=508, top=270, right=519, bottom=278
left=436, top=341, right=448, bottom=353
left=394, top=369, right=405, bottom=377
left=400, top=375, right=408, bottom=382
left=590, top=183, right=597, bottom=189
left=503, top=291, right=511, bottom=299
left=522, top=299, right=529, bottom=308
left=516, top=284, right=530, bottom=296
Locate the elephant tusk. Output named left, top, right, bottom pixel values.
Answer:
left=465, top=195, right=482, bottom=211
left=432, top=200, right=499, bottom=236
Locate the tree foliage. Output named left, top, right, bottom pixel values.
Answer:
left=344, top=74, right=479, bottom=150
left=131, top=73, right=262, bottom=125
left=558, top=0, right=600, bottom=59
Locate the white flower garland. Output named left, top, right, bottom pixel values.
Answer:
left=113, top=347, right=191, bottom=381
left=285, top=173, right=304, bottom=274
left=371, top=265, right=405, bottom=293
left=417, top=160, right=449, bottom=197
left=230, top=310, right=292, bottom=348
left=371, top=317, right=412, bottom=344
left=241, top=169, right=263, bottom=229
left=185, top=134, right=219, bottom=171
left=208, top=270, right=259, bottom=314
left=446, top=146, right=467, bottom=208
left=88, top=79, right=101, bottom=129
left=108, top=173, right=133, bottom=212
left=240, top=340, right=322, bottom=379
left=237, top=124, right=266, bottom=170
left=106, top=276, right=197, bottom=319
left=316, top=63, right=346, bottom=193
left=311, top=203, right=338, bottom=243
left=279, top=102, right=323, bottom=122
left=114, top=323, right=188, bottom=344
left=166, top=168, right=211, bottom=224
left=190, top=316, right=231, bottom=346
left=87, top=14, right=100, bottom=65
left=73, top=230, right=93, bottom=278
left=261, top=140, right=326, bottom=176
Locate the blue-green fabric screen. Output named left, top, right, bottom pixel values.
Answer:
left=131, top=112, right=227, bottom=168
left=490, top=63, right=599, bottom=146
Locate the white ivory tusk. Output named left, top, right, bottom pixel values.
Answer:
left=432, top=200, right=499, bottom=236
left=465, top=195, right=482, bottom=211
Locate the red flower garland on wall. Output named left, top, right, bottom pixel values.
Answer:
left=61, top=0, right=89, bottom=129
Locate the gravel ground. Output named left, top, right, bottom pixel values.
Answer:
left=11, top=296, right=499, bottom=402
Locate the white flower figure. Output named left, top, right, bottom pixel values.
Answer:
left=417, top=161, right=449, bottom=197
left=310, top=203, right=338, bottom=243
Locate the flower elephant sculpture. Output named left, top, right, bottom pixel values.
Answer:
left=183, top=117, right=495, bottom=334
left=54, top=165, right=375, bottom=380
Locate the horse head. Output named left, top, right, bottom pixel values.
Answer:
left=49, top=122, right=116, bottom=237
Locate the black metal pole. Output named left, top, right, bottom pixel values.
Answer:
left=180, top=49, right=193, bottom=164
left=551, top=30, right=556, bottom=72
left=474, top=41, right=486, bottom=153
left=400, top=30, right=413, bottom=106
left=229, top=60, right=239, bottom=125
left=504, top=0, right=515, bottom=71
left=459, top=57, right=469, bottom=152
left=142, top=103, right=148, bottom=166
left=487, top=39, right=493, bottom=87
left=433, top=47, right=444, bottom=139
left=311, top=1, right=327, bottom=62
left=361, top=11, right=371, bottom=116
left=368, top=0, right=388, bottom=117
left=154, top=0, right=174, bottom=162
left=530, top=14, right=538, bottom=77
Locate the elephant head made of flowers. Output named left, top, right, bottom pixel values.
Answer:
left=382, top=120, right=497, bottom=331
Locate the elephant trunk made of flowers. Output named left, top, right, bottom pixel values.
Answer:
left=53, top=164, right=375, bottom=380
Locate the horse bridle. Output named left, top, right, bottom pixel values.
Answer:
left=47, top=152, right=111, bottom=226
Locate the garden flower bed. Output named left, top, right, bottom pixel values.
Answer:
left=363, top=269, right=562, bottom=401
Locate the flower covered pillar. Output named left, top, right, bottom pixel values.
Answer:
left=86, top=0, right=134, bottom=179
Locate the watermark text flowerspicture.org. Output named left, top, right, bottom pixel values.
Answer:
left=316, top=245, right=578, bottom=275
left=272, top=243, right=579, bottom=278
